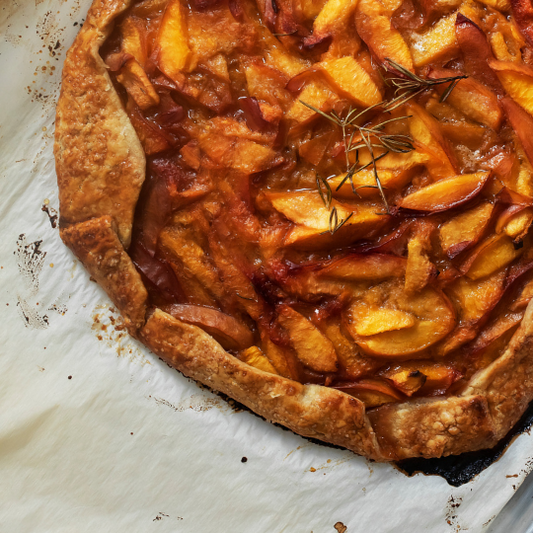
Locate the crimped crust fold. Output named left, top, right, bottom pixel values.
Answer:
left=61, top=216, right=148, bottom=332
left=462, top=302, right=533, bottom=439
left=367, top=395, right=495, bottom=460
left=140, top=309, right=385, bottom=460
left=54, top=0, right=144, bottom=247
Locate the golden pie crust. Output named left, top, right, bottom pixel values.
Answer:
left=55, top=0, right=533, bottom=461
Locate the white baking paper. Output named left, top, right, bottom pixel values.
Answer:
left=1, top=2, right=533, bottom=532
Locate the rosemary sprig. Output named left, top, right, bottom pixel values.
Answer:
left=300, top=101, right=413, bottom=214
left=299, top=61, right=465, bottom=216
left=382, top=58, right=467, bottom=111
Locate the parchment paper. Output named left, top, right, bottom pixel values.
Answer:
left=1, top=2, right=533, bottom=531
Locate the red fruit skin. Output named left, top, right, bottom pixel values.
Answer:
left=510, top=0, right=533, bottom=47
left=455, top=13, right=504, bottom=94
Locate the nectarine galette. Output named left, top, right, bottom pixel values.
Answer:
left=55, top=0, right=533, bottom=460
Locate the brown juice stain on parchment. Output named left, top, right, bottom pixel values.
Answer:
left=284, top=444, right=312, bottom=460
left=153, top=512, right=183, bottom=522
left=15, top=234, right=68, bottom=329
left=41, top=200, right=58, bottom=228
left=504, top=455, right=533, bottom=489
left=445, top=495, right=466, bottom=532
left=23, top=3, right=85, bottom=114
left=91, top=306, right=151, bottom=366
left=147, top=393, right=228, bottom=413
left=306, top=455, right=356, bottom=473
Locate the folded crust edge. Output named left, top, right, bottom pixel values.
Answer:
left=54, top=0, right=144, bottom=248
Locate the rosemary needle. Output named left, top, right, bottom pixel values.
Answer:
left=382, top=58, right=467, bottom=111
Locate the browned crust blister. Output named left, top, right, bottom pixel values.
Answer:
left=54, top=0, right=533, bottom=461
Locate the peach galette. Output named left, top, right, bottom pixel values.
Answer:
left=55, top=0, right=533, bottom=460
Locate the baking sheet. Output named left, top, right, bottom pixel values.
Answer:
left=2, top=1, right=533, bottom=531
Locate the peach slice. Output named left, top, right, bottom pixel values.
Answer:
left=382, top=362, right=458, bottom=395
left=343, top=380, right=406, bottom=406
left=489, top=59, right=533, bottom=116
left=293, top=0, right=329, bottom=20
left=408, top=104, right=457, bottom=179
left=317, top=57, right=382, bottom=107
left=404, top=234, right=436, bottom=294
left=322, top=322, right=383, bottom=379
left=277, top=269, right=347, bottom=299
left=299, top=130, right=333, bottom=166
left=265, top=40, right=310, bottom=78
left=120, top=16, right=147, bottom=67
left=462, top=233, right=523, bottom=280
left=321, top=253, right=407, bottom=280
left=430, top=69, right=502, bottom=130
left=468, top=311, right=524, bottom=357
left=131, top=0, right=169, bottom=17
left=126, top=97, right=170, bottom=155
left=439, top=201, right=495, bottom=258
left=501, top=96, right=533, bottom=167
left=346, top=285, right=456, bottom=357
left=496, top=205, right=533, bottom=241
left=441, top=270, right=507, bottom=354
left=306, top=0, right=360, bottom=46
left=333, top=378, right=404, bottom=407
left=478, top=0, right=511, bottom=9
left=351, top=308, right=416, bottom=336
left=355, top=320, right=450, bottom=357
left=343, top=147, right=430, bottom=184
left=164, top=304, right=254, bottom=351
left=490, top=31, right=515, bottom=62
left=408, top=12, right=458, bottom=68
left=398, top=172, right=491, bottom=212
left=240, top=346, right=278, bottom=374
left=260, top=334, right=299, bottom=380
left=329, top=168, right=413, bottom=200
left=156, top=0, right=194, bottom=81
left=355, top=0, right=414, bottom=70
left=287, top=81, right=337, bottom=123
left=382, top=368, right=426, bottom=396
left=277, top=305, right=338, bottom=372
left=266, top=191, right=390, bottom=249
left=197, top=125, right=279, bottom=173
left=116, top=59, right=160, bottom=110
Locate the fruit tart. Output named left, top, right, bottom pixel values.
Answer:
left=55, top=0, right=533, bottom=460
